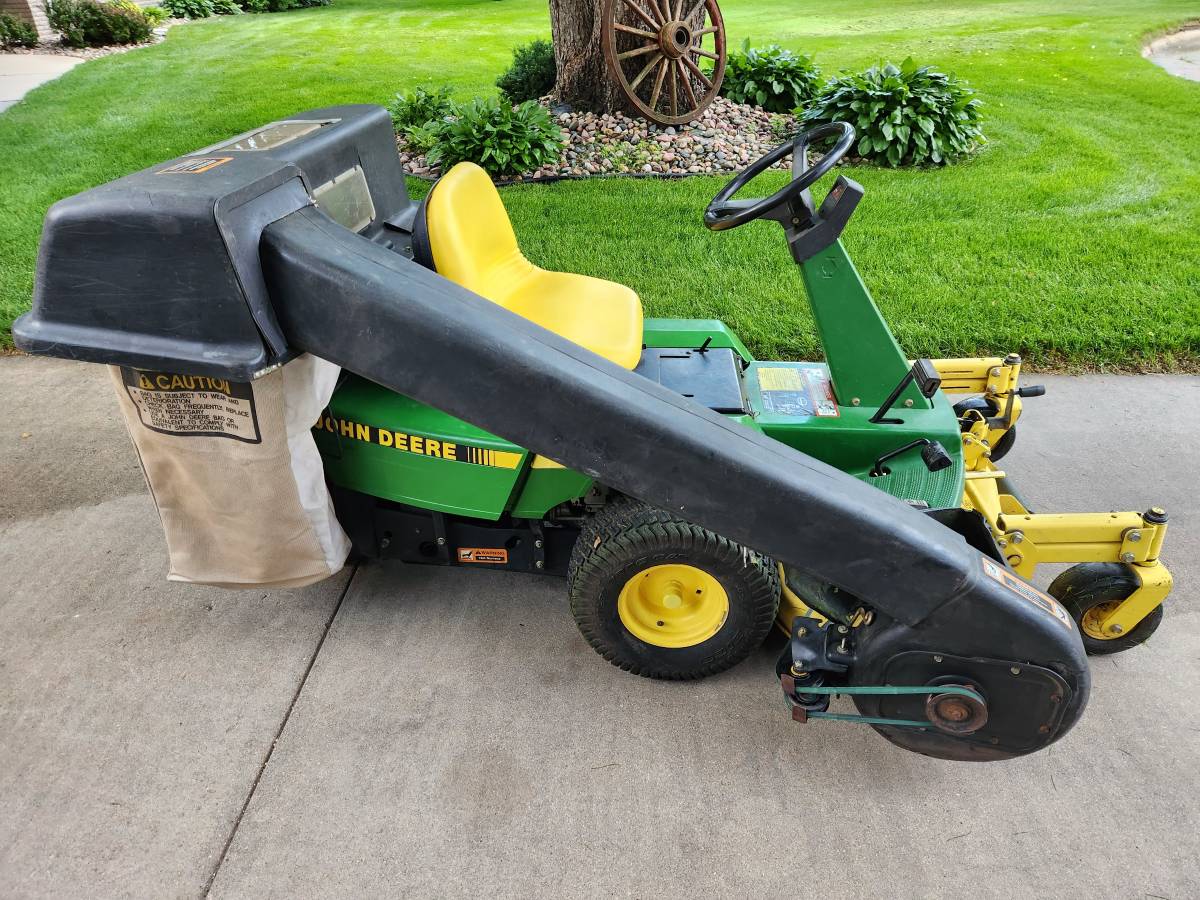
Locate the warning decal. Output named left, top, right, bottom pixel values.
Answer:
left=802, top=367, right=840, bottom=417
left=981, top=557, right=1074, bottom=630
left=157, top=156, right=233, bottom=175
left=122, top=368, right=261, bottom=443
left=458, top=547, right=508, bottom=564
left=757, top=364, right=840, bottom=418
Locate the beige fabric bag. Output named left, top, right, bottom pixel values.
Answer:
left=110, top=354, right=351, bottom=588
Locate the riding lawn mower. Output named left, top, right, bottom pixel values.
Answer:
left=13, top=106, right=1173, bottom=761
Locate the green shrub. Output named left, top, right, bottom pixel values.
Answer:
left=721, top=40, right=822, bottom=113
left=387, top=85, right=456, bottom=132
left=210, top=0, right=241, bottom=12
left=495, top=39, right=556, bottom=103
left=801, top=58, right=984, bottom=166
left=141, top=4, right=169, bottom=24
left=47, top=0, right=151, bottom=46
left=160, top=0, right=212, bottom=18
left=403, top=120, right=442, bottom=155
left=102, top=3, right=151, bottom=40
left=427, top=98, right=563, bottom=178
left=236, top=0, right=328, bottom=10
left=0, top=12, right=39, bottom=48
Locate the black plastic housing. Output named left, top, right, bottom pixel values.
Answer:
left=13, top=105, right=411, bottom=380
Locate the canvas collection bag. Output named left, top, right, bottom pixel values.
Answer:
left=109, top=354, right=350, bottom=588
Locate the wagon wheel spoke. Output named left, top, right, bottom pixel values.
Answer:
left=680, top=53, right=712, bottom=90
left=619, top=43, right=661, bottom=61
left=614, top=22, right=659, bottom=40
left=621, top=0, right=661, bottom=29
left=694, top=25, right=718, bottom=35
left=682, top=0, right=705, bottom=25
left=669, top=60, right=679, bottom=117
left=629, top=52, right=664, bottom=90
left=693, top=48, right=718, bottom=60
left=648, top=57, right=669, bottom=110
left=678, top=61, right=700, bottom=109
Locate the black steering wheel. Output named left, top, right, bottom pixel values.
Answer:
left=704, top=122, right=856, bottom=231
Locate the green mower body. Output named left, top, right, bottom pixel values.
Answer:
left=315, top=241, right=965, bottom=558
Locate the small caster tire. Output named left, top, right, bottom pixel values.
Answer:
left=953, top=397, right=1016, bottom=461
left=989, top=424, right=1016, bottom=462
left=1048, top=562, right=1163, bottom=655
left=569, top=499, right=779, bottom=680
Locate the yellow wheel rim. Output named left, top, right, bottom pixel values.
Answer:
left=617, top=563, right=729, bottom=648
left=1080, top=601, right=1123, bottom=641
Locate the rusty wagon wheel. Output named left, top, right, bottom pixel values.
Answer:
left=601, top=0, right=727, bottom=126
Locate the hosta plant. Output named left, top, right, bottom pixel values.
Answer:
left=721, top=40, right=822, bottom=113
left=801, top=58, right=983, bottom=166
left=427, top=98, right=563, bottom=178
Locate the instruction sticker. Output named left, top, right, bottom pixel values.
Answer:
left=757, top=364, right=840, bottom=417
left=122, top=369, right=261, bottom=443
left=981, top=557, right=1074, bottom=630
left=802, top=367, right=840, bottom=417
left=157, top=156, right=233, bottom=175
left=458, top=548, right=508, bottom=564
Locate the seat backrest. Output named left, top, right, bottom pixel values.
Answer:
left=422, top=162, right=529, bottom=299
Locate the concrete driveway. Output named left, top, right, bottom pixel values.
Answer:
left=2, top=355, right=1198, bottom=899
left=0, top=54, right=81, bottom=113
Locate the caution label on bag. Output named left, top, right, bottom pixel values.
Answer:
left=122, top=368, right=261, bottom=443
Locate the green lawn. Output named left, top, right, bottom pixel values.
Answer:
left=2, top=0, right=1199, bottom=367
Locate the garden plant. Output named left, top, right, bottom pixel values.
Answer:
left=0, top=11, right=39, bottom=47
left=720, top=40, right=823, bottom=113
left=496, top=39, right=556, bottom=103
left=45, top=0, right=152, bottom=47
left=802, top=59, right=984, bottom=166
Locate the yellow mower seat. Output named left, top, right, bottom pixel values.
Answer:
left=421, top=162, right=643, bottom=369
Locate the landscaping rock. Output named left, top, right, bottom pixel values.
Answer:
left=397, top=96, right=800, bottom=182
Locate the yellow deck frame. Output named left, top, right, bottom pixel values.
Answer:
left=937, top=356, right=1171, bottom=639
left=777, top=355, right=1171, bottom=640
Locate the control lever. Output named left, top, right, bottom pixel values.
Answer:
left=869, top=358, right=942, bottom=424
left=870, top=439, right=953, bottom=478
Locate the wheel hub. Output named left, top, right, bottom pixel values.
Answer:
left=660, top=20, right=693, bottom=59
left=617, top=563, right=729, bottom=648
left=1080, top=600, right=1123, bottom=640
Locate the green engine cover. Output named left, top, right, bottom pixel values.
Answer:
left=314, top=375, right=590, bottom=520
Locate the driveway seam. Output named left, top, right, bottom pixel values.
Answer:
left=200, top=563, right=359, bottom=897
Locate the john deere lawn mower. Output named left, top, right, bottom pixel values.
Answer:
left=13, top=106, right=1172, bottom=761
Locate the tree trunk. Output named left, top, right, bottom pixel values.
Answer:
left=549, top=0, right=626, bottom=114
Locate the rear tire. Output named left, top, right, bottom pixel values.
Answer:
left=569, top=499, right=779, bottom=679
left=1048, top=563, right=1163, bottom=655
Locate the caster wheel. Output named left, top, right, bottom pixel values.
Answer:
left=989, top=424, right=1016, bottom=462
left=1048, top=563, right=1163, bottom=655
left=953, top=397, right=1016, bottom=461
left=569, top=498, right=779, bottom=679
